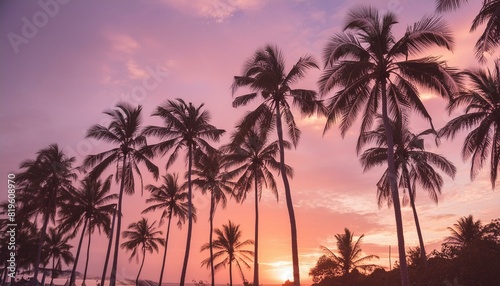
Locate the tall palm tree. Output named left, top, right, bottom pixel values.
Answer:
left=100, top=204, right=117, bottom=286
left=446, top=215, right=484, bottom=248
left=232, top=44, right=321, bottom=286
left=359, top=117, right=456, bottom=264
left=439, top=60, right=500, bottom=188
left=320, top=228, right=379, bottom=277
left=120, top=218, right=165, bottom=286
left=192, top=150, right=235, bottom=286
left=222, top=126, right=291, bottom=286
left=16, top=144, right=77, bottom=284
left=200, top=220, right=254, bottom=286
left=42, top=227, right=74, bottom=286
left=83, top=103, right=159, bottom=286
left=436, top=0, right=500, bottom=62
left=318, top=6, right=458, bottom=285
left=142, top=98, right=225, bottom=286
left=58, top=175, right=117, bottom=286
left=141, top=173, right=191, bottom=286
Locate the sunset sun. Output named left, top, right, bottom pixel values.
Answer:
left=280, top=268, right=294, bottom=282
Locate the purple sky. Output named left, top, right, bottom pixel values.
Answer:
left=1, top=0, right=499, bottom=284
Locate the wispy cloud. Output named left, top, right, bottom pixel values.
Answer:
left=158, top=0, right=268, bottom=22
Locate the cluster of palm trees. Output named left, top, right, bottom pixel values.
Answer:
left=309, top=215, right=500, bottom=285
left=2, top=1, right=500, bottom=286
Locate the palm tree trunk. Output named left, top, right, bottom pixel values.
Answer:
left=380, top=82, right=410, bottom=286
left=50, top=257, right=55, bottom=285
left=110, top=154, right=128, bottom=286
left=33, top=212, right=50, bottom=286
left=274, top=104, right=300, bottom=286
left=407, top=181, right=427, bottom=267
left=135, top=248, right=146, bottom=286
left=1, top=263, right=8, bottom=286
left=158, top=212, right=172, bottom=286
left=253, top=172, right=259, bottom=286
left=83, top=223, right=92, bottom=285
left=209, top=192, right=215, bottom=286
left=179, top=145, right=193, bottom=286
left=229, top=258, right=233, bottom=286
left=70, top=218, right=88, bottom=286
left=101, top=205, right=117, bottom=286
left=41, top=267, right=46, bottom=286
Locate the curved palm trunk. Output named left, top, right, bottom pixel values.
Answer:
left=33, top=212, right=50, bottom=286
left=253, top=172, right=259, bottom=286
left=158, top=212, right=172, bottom=286
left=101, top=205, right=117, bottom=286
left=274, top=104, right=300, bottom=286
left=83, top=224, right=92, bottom=285
left=209, top=192, right=215, bottom=286
left=70, top=218, right=89, bottom=286
left=407, top=181, right=427, bottom=267
left=135, top=248, right=146, bottom=286
left=380, top=82, right=410, bottom=286
left=179, top=145, right=193, bottom=286
left=110, top=154, right=128, bottom=286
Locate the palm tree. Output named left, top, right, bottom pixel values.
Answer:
left=222, top=126, right=291, bottom=286
left=446, top=215, right=484, bottom=248
left=120, top=218, right=165, bottom=286
left=58, top=175, right=117, bottom=286
left=319, top=228, right=379, bottom=277
left=141, top=173, right=191, bottom=286
left=16, top=144, right=77, bottom=284
left=142, top=98, right=225, bottom=286
left=232, top=44, right=321, bottom=286
left=82, top=103, right=159, bottom=286
left=191, top=150, right=235, bottom=286
left=201, top=220, right=254, bottom=286
left=359, top=117, right=456, bottom=265
left=436, top=0, right=500, bottom=62
left=100, top=204, right=117, bottom=286
left=439, top=60, right=500, bottom=188
left=42, top=227, right=74, bottom=286
left=318, top=6, right=458, bottom=285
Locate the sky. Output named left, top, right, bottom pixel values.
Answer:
left=1, top=0, right=500, bottom=285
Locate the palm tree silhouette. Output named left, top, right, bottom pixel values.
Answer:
left=436, top=0, right=500, bottom=62
left=141, top=173, right=192, bottom=286
left=16, top=144, right=76, bottom=285
left=120, top=218, right=165, bottom=286
left=192, top=150, right=235, bottom=286
left=42, top=227, right=74, bottom=286
left=142, top=98, right=225, bottom=286
left=360, top=117, right=456, bottom=265
left=231, top=44, right=321, bottom=286
left=446, top=215, right=484, bottom=248
left=319, top=228, right=378, bottom=277
left=201, top=220, right=254, bottom=286
left=318, top=6, right=458, bottom=285
left=439, top=59, right=500, bottom=188
left=83, top=103, right=159, bottom=286
left=58, top=175, right=117, bottom=286
left=100, top=204, right=117, bottom=286
left=222, top=126, right=291, bottom=286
